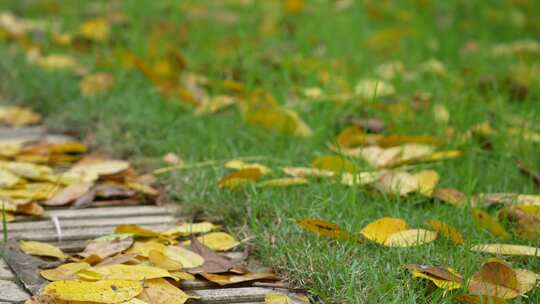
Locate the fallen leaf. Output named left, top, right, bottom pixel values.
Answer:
left=455, top=294, right=507, bottom=304
left=360, top=217, right=410, bottom=244
left=20, top=241, right=67, bottom=260
left=432, top=188, right=468, bottom=207
left=265, top=293, right=293, bottom=304
left=244, top=107, right=312, bottom=137
left=257, top=177, right=308, bottom=188
left=79, top=18, right=110, bottom=42
left=44, top=183, right=92, bottom=206
left=201, top=272, right=276, bottom=286
left=162, top=222, right=218, bottom=237
left=415, top=170, right=439, bottom=197
left=80, top=73, right=115, bottom=97
left=468, top=258, right=520, bottom=299
left=296, top=218, right=352, bottom=240
left=472, top=209, right=512, bottom=240
left=137, top=278, right=190, bottom=304
left=405, top=264, right=462, bottom=290
left=80, top=236, right=134, bottom=259
left=188, top=237, right=237, bottom=274
left=224, top=160, right=271, bottom=175
left=183, top=232, right=240, bottom=251
left=471, top=244, right=540, bottom=257
left=148, top=249, right=183, bottom=271
left=0, top=168, right=22, bottom=188
left=16, top=202, right=45, bottom=216
left=77, top=264, right=174, bottom=281
left=375, top=171, right=419, bottom=196
left=312, top=155, right=357, bottom=173
left=43, top=279, right=142, bottom=303
left=164, top=245, right=205, bottom=268
left=40, top=262, right=91, bottom=281
left=383, top=229, right=438, bottom=247
left=0, top=106, right=41, bottom=127
left=354, top=78, right=395, bottom=99
left=426, top=219, right=464, bottom=245
left=114, top=224, right=161, bottom=238
left=218, top=168, right=262, bottom=189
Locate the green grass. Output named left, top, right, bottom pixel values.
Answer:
left=1, top=1, right=540, bottom=302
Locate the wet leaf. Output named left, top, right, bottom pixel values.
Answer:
left=472, top=209, right=512, bottom=240
left=426, top=219, right=464, bottom=245
left=43, top=279, right=142, bottom=303
left=20, top=241, right=67, bottom=260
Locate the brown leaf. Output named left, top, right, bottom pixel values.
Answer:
left=188, top=237, right=240, bottom=274
left=432, top=188, right=468, bottom=207
left=79, top=236, right=134, bottom=259
left=44, top=183, right=92, bottom=206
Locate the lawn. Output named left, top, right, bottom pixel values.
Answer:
left=1, top=1, right=540, bottom=303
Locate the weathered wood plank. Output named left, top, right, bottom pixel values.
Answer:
left=187, top=287, right=290, bottom=303
left=0, top=279, right=29, bottom=302
left=0, top=259, right=15, bottom=281
left=38, top=205, right=169, bottom=220
left=2, top=241, right=47, bottom=295
left=0, top=126, right=45, bottom=139
left=7, top=223, right=172, bottom=242
left=2, top=215, right=174, bottom=233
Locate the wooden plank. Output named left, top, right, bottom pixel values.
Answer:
left=2, top=215, right=174, bottom=233
left=7, top=223, right=172, bottom=242
left=0, top=126, right=45, bottom=139
left=188, top=287, right=289, bottom=303
left=0, top=259, right=15, bottom=281
left=2, top=241, right=47, bottom=295
left=0, top=279, right=29, bottom=302
left=45, top=205, right=170, bottom=219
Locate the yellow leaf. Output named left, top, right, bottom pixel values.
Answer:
left=218, top=168, right=262, bottom=189
left=77, top=264, right=174, bottom=281
left=0, top=182, right=59, bottom=200
left=224, top=160, right=271, bottom=175
left=360, top=217, right=410, bottom=244
left=282, top=166, right=335, bottom=178
left=0, top=161, right=53, bottom=180
left=115, top=224, right=161, bottom=238
left=257, top=177, right=308, bottom=188
left=312, top=155, right=357, bottom=173
left=79, top=18, right=110, bottom=42
left=245, top=107, right=312, bottom=137
left=165, top=246, right=204, bottom=268
left=183, top=232, right=240, bottom=251
left=432, top=188, right=468, bottom=207
left=68, top=158, right=130, bottom=182
left=20, top=241, right=67, bottom=260
left=43, top=279, right=142, bottom=303
left=383, top=229, right=438, bottom=247
left=40, top=262, right=91, bottom=281
left=149, top=249, right=183, bottom=271
left=472, top=209, right=512, bottom=240
left=415, top=170, right=439, bottom=197
left=354, top=78, right=395, bottom=99
left=375, top=171, right=419, bottom=196
left=471, top=244, right=540, bottom=257
left=194, top=95, right=236, bottom=116
left=126, top=240, right=166, bottom=257
left=514, top=268, right=538, bottom=294
left=296, top=218, right=351, bottom=240
left=336, top=126, right=365, bottom=148
left=0, top=106, right=41, bottom=127
left=37, top=54, right=83, bottom=73
left=283, top=0, right=304, bottom=14
left=201, top=272, right=276, bottom=286
left=426, top=219, right=464, bottom=245
left=80, top=73, right=115, bottom=97
left=0, top=168, right=22, bottom=188
left=45, top=182, right=92, bottom=206
left=265, top=293, right=292, bottom=304
left=137, top=278, right=190, bottom=304
left=405, top=264, right=462, bottom=290
left=162, top=222, right=218, bottom=237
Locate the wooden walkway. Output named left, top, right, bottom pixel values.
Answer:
left=0, top=126, right=306, bottom=303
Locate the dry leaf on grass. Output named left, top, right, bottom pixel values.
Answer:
left=471, top=244, right=540, bottom=257
left=218, top=168, right=262, bottom=189
left=405, top=264, right=462, bottom=290
left=361, top=217, right=437, bottom=247
left=296, top=218, right=352, bottom=241
left=426, top=219, right=464, bottom=245
left=472, top=209, right=512, bottom=240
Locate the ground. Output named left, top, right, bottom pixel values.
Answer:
left=1, top=1, right=540, bottom=303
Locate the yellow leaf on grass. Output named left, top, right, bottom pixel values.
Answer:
left=257, top=177, right=308, bottom=188
left=77, top=264, right=174, bottom=281
left=201, top=272, right=276, bottom=286
left=296, top=219, right=351, bottom=240
left=79, top=18, right=110, bottom=42
left=20, top=241, right=67, bottom=260
left=149, top=249, right=183, bottom=271
left=195, top=95, right=236, bottom=116
left=405, top=264, right=463, bottom=290
left=224, top=160, right=271, bottom=175
left=137, top=278, right=190, bottom=304
left=40, top=262, right=91, bottom=281
left=336, top=126, right=365, bottom=148
left=360, top=217, right=410, bottom=244
left=375, top=171, right=419, bottom=196
left=415, top=170, right=439, bottom=197
left=218, top=168, right=262, bottom=189
left=471, top=244, right=540, bottom=257
left=183, top=232, right=240, bottom=251
left=43, top=279, right=142, bottom=303
left=383, top=229, right=438, bottom=247
left=432, top=188, right=468, bottom=207
left=472, top=209, right=512, bottom=240
left=80, top=73, right=115, bottom=97
left=245, top=107, right=312, bottom=137
left=37, top=54, right=83, bottom=73
left=282, top=166, right=335, bottom=178
left=312, top=155, right=357, bottom=173
left=426, top=219, right=464, bottom=245
left=514, top=268, right=538, bottom=294
left=164, top=246, right=204, bottom=268
left=162, top=222, right=218, bottom=237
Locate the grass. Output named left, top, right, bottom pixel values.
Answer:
left=1, top=1, right=540, bottom=302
